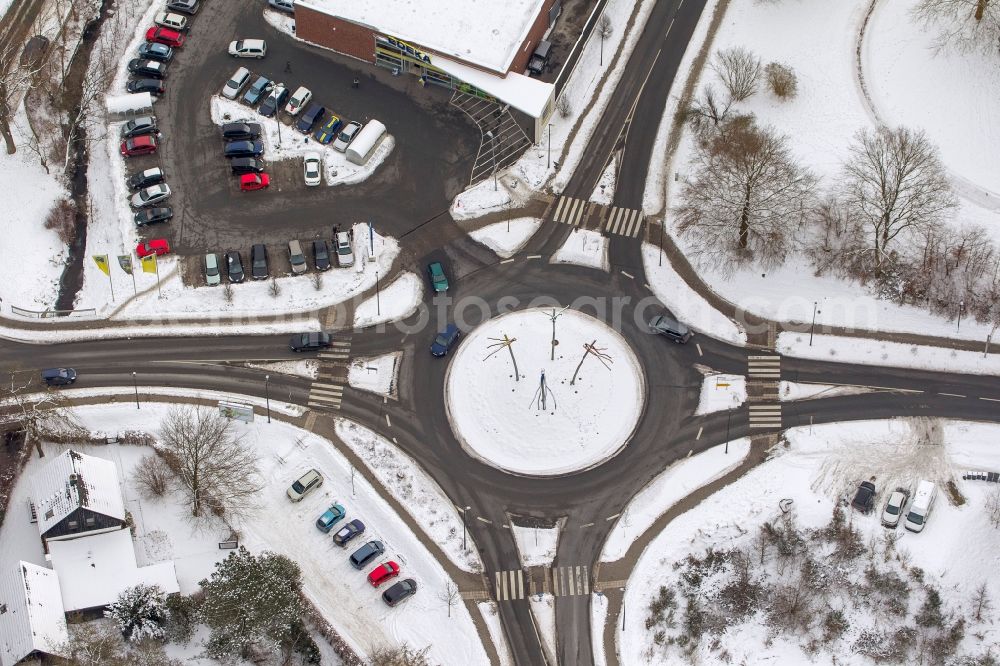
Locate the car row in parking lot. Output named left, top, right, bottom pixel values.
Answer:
left=201, top=230, right=354, bottom=286
left=287, top=469, right=418, bottom=607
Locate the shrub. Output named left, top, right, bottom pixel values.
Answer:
left=764, top=62, right=797, bottom=99
left=44, top=198, right=76, bottom=245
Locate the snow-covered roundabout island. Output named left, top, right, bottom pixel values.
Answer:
left=445, top=308, right=645, bottom=476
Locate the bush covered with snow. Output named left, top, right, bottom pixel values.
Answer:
left=105, top=583, right=169, bottom=642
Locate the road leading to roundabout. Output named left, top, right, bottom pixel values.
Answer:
left=444, top=308, right=645, bottom=476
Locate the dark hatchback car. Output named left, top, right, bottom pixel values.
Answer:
left=289, top=332, right=332, bottom=352
left=648, top=314, right=693, bottom=343
left=229, top=157, right=265, bottom=175
left=431, top=324, right=460, bottom=357
left=258, top=86, right=289, bottom=118
left=349, top=541, right=385, bottom=570
left=382, top=579, right=418, bottom=607
left=313, top=240, right=331, bottom=271
left=138, top=41, right=173, bottom=62
left=127, top=58, right=167, bottom=79
left=225, top=251, right=245, bottom=283
left=250, top=243, right=268, bottom=280
left=852, top=481, right=877, bottom=514
left=221, top=122, right=262, bottom=141
left=296, top=103, right=325, bottom=133
left=120, top=116, right=158, bottom=139
left=127, top=167, right=165, bottom=190
left=126, top=78, right=165, bottom=95
left=166, top=0, right=199, bottom=14
left=134, top=206, right=173, bottom=227
left=42, top=368, right=77, bottom=387
left=242, top=75, right=273, bottom=106
left=333, top=519, right=365, bottom=547
left=224, top=140, right=264, bottom=158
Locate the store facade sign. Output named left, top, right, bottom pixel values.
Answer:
left=376, top=34, right=433, bottom=65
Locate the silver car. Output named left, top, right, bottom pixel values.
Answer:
left=335, top=232, right=354, bottom=267
left=204, top=253, right=221, bottom=286
left=288, top=240, right=307, bottom=274
left=287, top=468, right=323, bottom=502
left=881, top=490, right=907, bottom=528
left=130, top=183, right=171, bottom=208
left=332, top=121, right=362, bottom=152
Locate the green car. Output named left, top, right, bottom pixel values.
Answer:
left=428, top=261, right=449, bottom=292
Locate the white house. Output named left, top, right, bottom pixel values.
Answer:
left=31, top=449, right=126, bottom=544
left=0, top=562, right=68, bottom=666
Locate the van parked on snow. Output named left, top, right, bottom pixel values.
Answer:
left=904, top=480, right=937, bottom=533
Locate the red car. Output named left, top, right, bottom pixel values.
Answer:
left=136, top=239, right=170, bottom=258
left=146, top=27, right=185, bottom=48
left=120, top=135, right=158, bottom=157
left=240, top=173, right=270, bottom=191
left=367, top=561, right=400, bottom=587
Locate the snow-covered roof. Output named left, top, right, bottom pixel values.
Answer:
left=433, top=54, right=554, bottom=118
left=32, top=449, right=125, bottom=538
left=298, top=0, right=548, bottom=74
left=47, top=529, right=179, bottom=612
left=0, top=562, right=68, bottom=666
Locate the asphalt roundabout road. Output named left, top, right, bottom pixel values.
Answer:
left=443, top=307, right=646, bottom=477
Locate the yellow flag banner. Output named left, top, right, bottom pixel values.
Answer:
left=92, top=255, right=110, bottom=276
left=141, top=254, right=158, bottom=274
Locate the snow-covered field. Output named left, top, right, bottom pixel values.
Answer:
left=352, top=271, right=423, bottom=329
left=694, top=373, right=746, bottom=416
left=477, top=602, right=514, bottom=666
left=550, top=229, right=608, bottom=271
left=468, top=217, right=542, bottom=258
left=511, top=524, right=559, bottom=567
left=347, top=352, right=400, bottom=397
left=444, top=308, right=644, bottom=476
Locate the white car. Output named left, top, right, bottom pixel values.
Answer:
left=228, top=39, right=267, bottom=59
left=285, top=86, right=312, bottom=116
left=881, top=490, right=907, bottom=528
left=130, top=184, right=171, bottom=208
left=303, top=152, right=321, bottom=186
left=154, top=11, right=188, bottom=32
left=332, top=121, right=362, bottom=152
left=222, top=66, right=251, bottom=100
left=335, top=232, right=354, bottom=268
left=286, top=468, right=323, bottom=502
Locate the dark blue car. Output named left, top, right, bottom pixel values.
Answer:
left=313, top=114, right=343, bottom=144
left=138, top=41, right=173, bottom=62
left=259, top=85, right=288, bottom=118
left=296, top=103, right=326, bottom=133
left=431, top=324, right=460, bottom=357
left=333, top=519, right=365, bottom=547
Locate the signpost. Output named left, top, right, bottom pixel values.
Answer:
left=218, top=401, right=254, bottom=423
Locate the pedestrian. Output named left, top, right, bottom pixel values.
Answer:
left=349, top=227, right=354, bottom=241
left=334, top=224, right=340, bottom=235
left=285, top=60, right=292, bottom=73
left=352, top=77, right=359, bottom=89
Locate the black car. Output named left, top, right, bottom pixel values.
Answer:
left=852, top=481, right=876, bottom=514
left=165, top=0, right=199, bottom=14
left=349, top=541, right=385, bottom=570
left=120, top=116, right=158, bottom=139
left=221, top=122, right=262, bottom=141
left=133, top=206, right=173, bottom=227
left=127, top=58, right=167, bottom=79
left=333, top=519, right=365, bottom=547
left=250, top=243, right=268, bottom=280
left=224, top=140, right=264, bottom=158
left=382, top=579, right=418, bottom=607
left=225, top=250, right=245, bottom=283
left=296, top=103, right=326, bottom=133
left=127, top=167, right=165, bottom=190
left=313, top=240, right=330, bottom=271
left=138, top=41, right=173, bottom=62
left=648, top=314, right=693, bottom=343
left=242, top=75, right=273, bottom=106
left=127, top=78, right=165, bottom=95
left=289, top=332, right=332, bottom=352
left=229, top=157, right=266, bottom=175
left=41, top=368, right=77, bottom=387
left=258, top=86, right=289, bottom=118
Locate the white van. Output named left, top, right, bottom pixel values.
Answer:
left=904, top=480, right=937, bottom=533
left=229, top=39, right=267, bottom=59
left=268, top=0, right=294, bottom=12
left=345, top=119, right=387, bottom=165
left=154, top=11, right=189, bottom=32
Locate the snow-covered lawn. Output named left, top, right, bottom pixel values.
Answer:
left=445, top=308, right=644, bottom=476
left=352, top=271, right=423, bottom=329
left=511, top=524, right=559, bottom=568
left=779, top=380, right=876, bottom=402
left=550, top=229, right=608, bottom=271
left=450, top=178, right=527, bottom=221
left=468, top=217, right=542, bottom=258
left=600, top=439, right=751, bottom=563
left=615, top=419, right=1000, bottom=664
left=589, top=156, right=617, bottom=206
left=347, top=352, right=401, bottom=397
left=592, top=592, right=609, bottom=666
left=477, top=602, right=514, bottom=666
left=246, top=359, right=319, bottom=380
left=530, top=593, right=557, bottom=665
left=334, top=418, right=483, bottom=573
left=694, top=373, right=746, bottom=415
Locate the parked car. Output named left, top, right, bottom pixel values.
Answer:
left=228, top=38, right=267, bottom=58
left=41, top=368, right=77, bottom=387
left=382, top=579, right=418, bottom=607
left=905, top=480, right=937, bottom=533
left=334, top=231, right=354, bottom=267
left=225, top=250, right=245, bottom=283
left=349, top=541, right=385, bottom=570
left=427, top=261, right=449, bottom=292
left=303, top=152, right=321, bottom=186
left=239, top=173, right=270, bottom=191
left=229, top=157, right=266, bottom=175
left=127, top=167, right=165, bottom=190
left=367, top=561, right=400, bottom=587
left=333, top=519, right=365, bottom=547
left=268, top=0, right=294, bottom=12
left=881, top=489, right=908, bottom=528
left=133, top=206, right=173, bottom=227
left=130, top=183, right=171, bottom=208
left=126, top=78, right=165, bottom=96
left=313, top=240, right=330, bottom=271
left=316, top=503, right=346, bottom=533
left=431, top=323, right=461, bottom=357
left=313, top=114, right=343, bottom=144
left=120, top=135, right=158, bottom=156
left=288, top=239, right=307, bottom=274
left=223, top=140, right=264, bottom=158
left=242, top=75, right=273, bottom=106
left=332, top=120, right=362, bottom=152
left=145, top=27, right=185, bottom=48
left=222, top=66, right=251, bottom=99
left=221, top=122, right=262, bottom=141
left=851, top=481, right=877, bottom=514
left=258, top=84, right=288, bottom=118
left=289, top=332, right=332, bottom=352
left=296, top=103, right=324, bottom=132
left=286, top=468, right=323, bottom=502
left=154, top=11, right=188, bottom=32
left=284, top=86, right=312, bottom=116
left=165, top=0, right=199, bottom=15
left=120, top=116, right=158, bottom=139
left=137, top=41, right=174, bottom=62
left=127, top=58, right=167, bottom=79
left=204, top=253, right=221, bottom=286
left=135, top=239, right=170, bottom=258
left=250, top=243, right=268, bottom=280
left=648, top=314, right=693, bottom=343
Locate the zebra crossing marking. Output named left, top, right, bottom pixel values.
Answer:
left=307, top=338, right=351, bottom=412
left=748, top=404, right=782, bottom=429
left=551, top=565, right=590, bottom=597
left=603, top=207, right=644, bottom=238
left=494, top=569, right=525, bottom=601
left=553, top=196, right=588, bottom=227
left=748, top=355, right=781, bottom=379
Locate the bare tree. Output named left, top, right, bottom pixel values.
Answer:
left=0, top=40, right=43, bottom=154
left=157, top=406, right=262, bottom=517
left=134, top=454, right=172, bottom=498
left=556, top=94, right=572, bottom=119
left=370, top=644, right=432, bottom=666
left=683, top=84, right=735, bottom=132
left=310, top=271, right=324, bottom=291
left=269, top=278, right=281, bottom=298
left=438, top=582, right=460, bottom=618
left=912, top=0, right=1000, bottom=53
left=675, top=115, right=817, bottom=271
left=0, top=369, right=84, bottom=447
left=841, top=126, right=957, bottom=276
left=764, top=62, right=798, bottom=99
left=597, top=14, right=613, bottom=66
left=987, top=485, right=1000, bottom=529
left=222, top=283, right=234, bottom=303
left=972, top=581, right=992, bottom=622
left=712, top=47, right=760, bottom=102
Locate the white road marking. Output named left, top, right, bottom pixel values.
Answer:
left=696, top=343, right=703, bottom=357
left=696, top=426, right=703, bottom=440
left=620, top=270, right=634, bottom=279
left=385, top=413, right=391, bottom=427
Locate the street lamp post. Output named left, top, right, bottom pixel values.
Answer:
left=547, top=123, right=553, bottom=169
left=658, top=219, right=664, bottom=266
left=957, top=300, right=965, bottom=332
left=620, top=587, right=626, bottom=631
left=725, top=407, right=732, bottom=454
left=809, top=301, right=819, bottom=346
left=461, top=505, right=471, bottom=550
left=132, top=372, right=139, bottom=409
left=265, top=374, right=271, bottom=424
left=375, top=270, right=381, bottom=316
